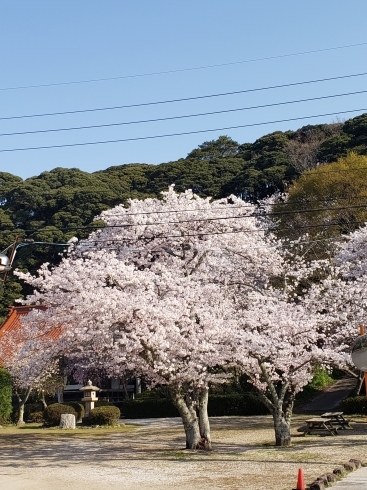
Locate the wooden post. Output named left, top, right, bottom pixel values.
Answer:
left=360, top=325, right=367, bottom=401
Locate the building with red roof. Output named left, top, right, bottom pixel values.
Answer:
left=0, top=305, right=140, bottom=401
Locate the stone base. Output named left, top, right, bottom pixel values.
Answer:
left=59, top=414, right=76, bottom=429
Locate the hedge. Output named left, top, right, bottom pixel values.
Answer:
left=209, top=393, right=268, bottom=416
left=44, top=403, right=77, bottom=426
left=28, top=411, right=45, bottom=424
left=340, top=396, right=367, bottom=415
left=121, top=393, right=268, bottom=419
left=24, top=403, right=44, bottom=419
left=0, top=368, right=12, bottom=424
left=64, top=402, right=85, bottom=421
left=89, top=406, right=121, bottom=426
left=94, top=400, right=113, bottom=407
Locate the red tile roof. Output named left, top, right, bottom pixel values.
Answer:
left=0, top=305, right=51, bottom=366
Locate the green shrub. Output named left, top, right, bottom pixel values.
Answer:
left=122, top=398, right=179, bottom=418
left=64, top=402, right=85, bottom=421
left=208, top=393, right=268, bottom=416
left=309, top=367, right=334, bottom=389
left=340, top=396, right=367, bottom=415
left=89, top=406, right=121, bottom=426
left=44, top=403, right=77, bottom=426
left=28, top=411, right=45, bottom=424
left=0, top=368, right=12, bottom=424
left=121, top=393, right=268, bottom=419
left=24, top=403, right=44, bottom=420
left=94, top=400, right=113, bottom=407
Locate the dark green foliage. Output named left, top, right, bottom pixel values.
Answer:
left=147, top=156, right=244, bottom=198
left=94, top=400, right=113, bottom=407
left=226, top=132, right=296, bottom=200
left=121, top=393, right=268, bottom=418
left=89, top=405, right=120, bottom=425
left=28, top=411, right=45, bottom=423
left=186, top=135, right=239, bottom=160
left=318, top=133, right=352, bottom=162
left=0, top=368, right=12, bottom=424
left=208, top=394, right=269, bottom=416
left=64, top=402, right=85, bottom=421
left=122, top=397, right=179, bottom=418
left=43, top=403, right=77, bottom=426
left=340, top=396, right=367, bottom=415
left=2, top=113, right=367, bottom=319
left=343, top=113, right=367, bottom=148
left=24, top=403, right=44, bottom=419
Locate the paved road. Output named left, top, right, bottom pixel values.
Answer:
left=303, top=375, right=357, bottom=412
left=332, top=467, right=367, bottom=489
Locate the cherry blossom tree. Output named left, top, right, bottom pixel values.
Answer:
left=13, top=187, right=282, bottom=447
left=10, top=186, right=342, bottom=448
left=234, top=289, right=330, bottom=446
left=304, top=224, right=367, bottom=357
left=15, top=253, right=236, bottom=448
left=0, top=309, right=64, bottom=424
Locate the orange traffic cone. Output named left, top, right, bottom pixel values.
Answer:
left=293, top=468, right=305, bottom=490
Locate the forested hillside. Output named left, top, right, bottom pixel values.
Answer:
left=1, top=112, right=366, bottom=320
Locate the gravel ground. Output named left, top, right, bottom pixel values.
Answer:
left=1, top=415, right=367, bottom=490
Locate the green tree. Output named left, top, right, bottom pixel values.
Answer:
left=0, top=368, right=12, bottom=424
left=186, top=135, right=239, bottom=160
left=273, top=153, right=367, bottom=243
left=285, top=123, right=343, bottom=172
left=226, top=132, right=296, bottom=200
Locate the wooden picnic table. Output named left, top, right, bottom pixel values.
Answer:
left=304, top=417, right=338, bottom=436
left=321, top=411, right=352, bottom=429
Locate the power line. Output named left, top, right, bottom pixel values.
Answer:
left=75, top=235, right=342, bottom=253
left=2, top=42, right=367, bottom=92
left=12, top=174, right=367, bottom=201
left=1, top=108, right=366, bottom=153
left=1, top=90, right=366, bottom=138
left=73, top=218, right=366, bottom=243
left=2, top=71, right=367, bottom=122
left=13, top=202, right=367, bottom=236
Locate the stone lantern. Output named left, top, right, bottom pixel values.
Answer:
left=80, top=380, right=100, bottom=417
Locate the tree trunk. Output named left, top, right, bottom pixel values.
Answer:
left=56, top=386, right=63, bottom=403
left=171, top=391, right=201, bottom=449
left=198, top=387, right=212, bottom=450
left=17, top=386, right=32, bottom=425
left=354, top=372, right=364, bottom=396
left=39, top=389, right=48, bottom=409
left=272, top=406, right=291, bottom=447
left=257, top=363, right=293, bottom=447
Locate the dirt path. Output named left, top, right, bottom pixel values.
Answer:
left=1, top=416, right=367, bottom=490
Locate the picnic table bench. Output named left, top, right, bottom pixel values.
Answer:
left=299, top=417, right=338, bottom=436
left=321, top=412, right=352, bottom=429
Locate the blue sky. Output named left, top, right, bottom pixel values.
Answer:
left=1, top=1, right=367, bottom=180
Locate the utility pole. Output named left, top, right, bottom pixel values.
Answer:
left=0, top=238, right=69, bottom=283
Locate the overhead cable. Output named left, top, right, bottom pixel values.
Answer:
left=1, top=71, right=367, bottom=121
left=1, top=90, right=366, bottom=138
left=14, top=202, right=367, bottom=236
left=1, top=108, right=366, bottom=153
left=72, top=218, right=366, bottom=242
left=1, top=42, right=367, bottom=92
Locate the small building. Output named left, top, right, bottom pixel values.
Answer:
left=0, top=306, right=141, bottom=402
